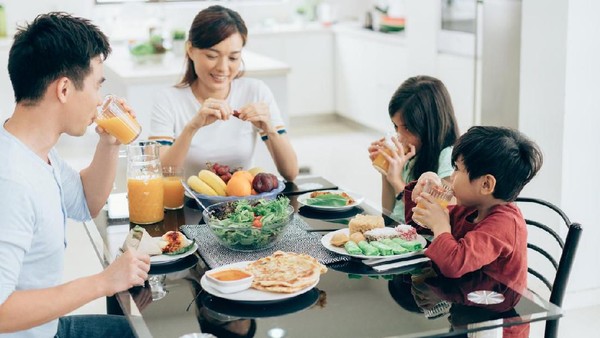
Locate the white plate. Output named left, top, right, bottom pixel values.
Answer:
left=297, top=190, right=364, bottom=211
left=321, top=228, right=427, bottom=260
left=201, top=261, right=319, bottom=303
left=150, top=241, right=198, bottom=265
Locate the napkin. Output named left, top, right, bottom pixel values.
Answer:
left=180, top=215, right=351, bottom=268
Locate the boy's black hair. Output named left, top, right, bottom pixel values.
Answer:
left=451, top=126, right=543, bottom=201
left=8, top=12, right=111, bottom=105
left=389, top=75, right=460, bottom=180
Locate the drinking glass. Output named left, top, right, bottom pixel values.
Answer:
left=97, top=95, right=141, bottom=144
left=414, top=180, right=453, bottom=227
left=163, top=166, right=184, bottom=210
left=148, top=274, right=168, bottom=301
left=372, top=132, right=396, bottom=175
left=127, top=141, right=164, bottom=224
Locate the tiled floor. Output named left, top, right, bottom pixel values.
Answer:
left=60, top=116, right=599, bottom=336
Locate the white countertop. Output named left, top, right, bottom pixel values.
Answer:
left=104, top=44, right=290, bottom=85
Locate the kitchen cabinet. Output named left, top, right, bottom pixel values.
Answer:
left=436, top=52, right=476, bottom=133
left=246, top=26, right=335, bottom=117
left=333, top=26, right=410, bottom=132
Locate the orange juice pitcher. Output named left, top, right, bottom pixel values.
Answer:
left=127, top=141, right=164, bottom=224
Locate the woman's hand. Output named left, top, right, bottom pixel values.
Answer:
left=237, top=102, right=272, bottom=131
left=188, top=98, right=233, bottom=130
left=96, top=98, right=136, bottom=146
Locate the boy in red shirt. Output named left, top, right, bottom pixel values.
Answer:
left=405, top=126, right=543, bottom=292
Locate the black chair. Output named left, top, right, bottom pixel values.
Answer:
left=515, top=197, right=583, bottom=338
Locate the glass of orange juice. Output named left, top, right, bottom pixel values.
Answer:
left=162, top=166, right=184, bottom=210
left=97, top=95, right=141, bottom=145
left=414, top=179, right=453, bottom=227
left=127, top=141, right=164, bottom=224
left=372, top=133, right=397, bottom=175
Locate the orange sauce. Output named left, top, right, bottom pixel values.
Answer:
left=128, top=177, right=164, bottom=224
left=163, top=176, right=184, bottom=209
left=96, top=115, right=141, bottom=145
left=209, top=269, right=252, bottom=281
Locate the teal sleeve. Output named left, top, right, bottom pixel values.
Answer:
left=437, top=146, right=454, bottom=179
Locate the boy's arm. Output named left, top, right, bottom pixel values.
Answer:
left=0, top=250, right=149, bottom=333
left=423, top=210, right=518, bottom=278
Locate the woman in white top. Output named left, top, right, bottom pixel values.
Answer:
left=150, top=5, right=298, bottom=181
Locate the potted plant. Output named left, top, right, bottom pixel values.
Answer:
left=171, top=29, right=186, bottom=56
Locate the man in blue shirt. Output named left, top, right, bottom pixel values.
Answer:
left=0, top=12, right=150, bottom=337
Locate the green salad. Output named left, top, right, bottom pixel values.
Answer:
left=207, top=197, right=292, bottom=251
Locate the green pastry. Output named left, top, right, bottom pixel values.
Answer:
left=344, top=240, right=363, bottom=255
left=358, top=240, right=380, bottom=256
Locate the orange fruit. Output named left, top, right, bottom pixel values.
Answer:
left=231, top=170, right=253, bottom=184
left=226, top=176, right=252, bottom=196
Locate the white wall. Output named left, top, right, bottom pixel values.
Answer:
left=520, top=0, right=600, bottom=309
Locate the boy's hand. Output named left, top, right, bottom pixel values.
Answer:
left=412, top=192, right=451, bottom=236
left=412, top=172, right=442, bottom=202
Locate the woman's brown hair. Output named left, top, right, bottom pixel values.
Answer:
left=177, top=5, right=248, bottom=87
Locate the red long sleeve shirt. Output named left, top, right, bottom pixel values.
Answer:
left=405, top=182, right=528, bottom=292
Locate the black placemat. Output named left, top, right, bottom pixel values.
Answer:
left=181, top=215, right=351, bottom=268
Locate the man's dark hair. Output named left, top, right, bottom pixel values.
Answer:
left=388, top=75, right=460, bottom=180
left=8, top=12, right=111, bottom=105
left=451, top=126, right=543, bottom=201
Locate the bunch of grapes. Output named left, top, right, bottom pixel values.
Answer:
left=209, top=162, right=233, bottom=183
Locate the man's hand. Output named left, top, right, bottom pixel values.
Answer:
left=99, top=249, right=150, bottom=297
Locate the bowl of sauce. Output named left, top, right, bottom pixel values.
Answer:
left=206, top=268, right=253, bottom=294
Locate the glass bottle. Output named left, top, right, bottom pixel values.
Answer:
left=127, top=141, right=164, bottom=224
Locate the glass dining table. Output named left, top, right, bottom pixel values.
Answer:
left=83, top=178, right=562, bottom=338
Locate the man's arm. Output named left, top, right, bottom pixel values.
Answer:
left=80, top=134, right=121, bottom=217
left=0, top=250, right=149, bottom=333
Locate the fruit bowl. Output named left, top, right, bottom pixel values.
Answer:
left=183, top=179, right=286, bottom=209
left=202, top=198, right=294, bottom=252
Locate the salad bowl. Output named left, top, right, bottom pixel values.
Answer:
left=202, top=197, right=294, bottom=252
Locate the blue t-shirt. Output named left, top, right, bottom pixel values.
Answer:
left=0, top=125, right=91, bottom=338
left=390, top=146, right=454, bottom=223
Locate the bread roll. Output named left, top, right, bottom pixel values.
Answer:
left=348, top=214, right=384, bottom=234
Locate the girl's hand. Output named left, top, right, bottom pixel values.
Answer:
left=188, top=98, right=233, bottom=130
left=411, top=192, right=451, bottom=235
left=237, top=102, right=272, bottom=132
left=368, top=138, right=386, bottom=162
left=378, top=137, right=416, bottom=186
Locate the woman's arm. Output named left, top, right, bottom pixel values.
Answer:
left=262, top=132, right=298, bottom=181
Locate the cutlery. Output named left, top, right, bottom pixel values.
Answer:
left=181, top=179, right=208, bottom=211
left=372, top=257, right=430, bottom=272
left=362, top=254, right=426, bottom=266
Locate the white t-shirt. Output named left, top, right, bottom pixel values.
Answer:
left=150, top=78, right=285, bottom=176
left=0, top=125, right=91, bottom=338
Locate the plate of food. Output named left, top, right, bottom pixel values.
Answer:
left=321, top=224, right=427, bottom=260
left=297, top=190, right=364, bottom=212
left=201, top=251, right=327, bottom=303
left=122, top=226, right=198, bottom=265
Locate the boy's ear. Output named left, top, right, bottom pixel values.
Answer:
left=480, top=174, right=496, bottom=196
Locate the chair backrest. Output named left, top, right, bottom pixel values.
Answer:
left=515, top=197, right=583, bottom=338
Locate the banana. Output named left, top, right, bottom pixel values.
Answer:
left=187, top=175, right=217, bottom=196
left=198, top=170, right=227, bottom=196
